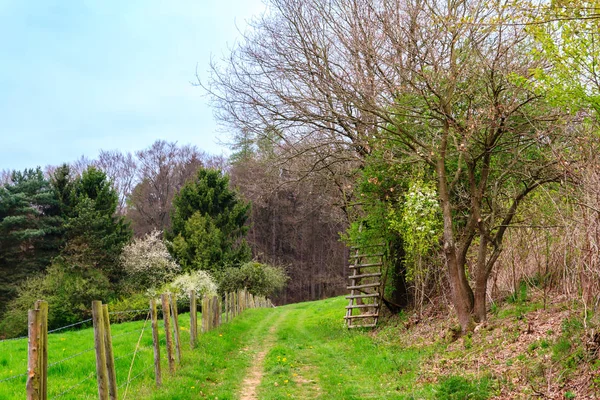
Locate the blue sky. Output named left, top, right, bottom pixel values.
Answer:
left=0, top=0, right=265, bottom=171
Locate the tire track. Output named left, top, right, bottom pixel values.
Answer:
left=238, top=309, right=289, bottom=400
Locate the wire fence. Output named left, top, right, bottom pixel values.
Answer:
left=47, top=347, right=96, bottom=369
left=0, top=290, right=273, bottom=399
left=0, top=334, right=28, bottom=343
left=48, top=318, right=93, bottom=334
left=52, top=372, right=96, bottom=399
left=0, top=312, right=150, bottom=397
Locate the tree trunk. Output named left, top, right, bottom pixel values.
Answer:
left=438, top=155, right=474, bottom=334
left=473, top=235, right=489, bottom=323
left=446, top=246, right=475, bottom=333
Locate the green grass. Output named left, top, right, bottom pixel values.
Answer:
left=132, top=307, right=279, bottom=399
left=1, top=297, right=497, bottom=399
left=0, top=312, right=195, bottom=399
left=256, top=297, right=433, bottom=399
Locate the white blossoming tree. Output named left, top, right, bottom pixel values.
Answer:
left=120, top=230, right=181, bottom=293
left=164, top=270, right=218, bottom=301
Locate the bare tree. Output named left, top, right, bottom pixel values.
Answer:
left=95, top=150, right=138, bottom=214
left=207, top=0, right=575, bottom=331
left=127, top=140, right=205, bottom=235
left=0, top=170, right=11, bottom=185
left=230, top=146, right=351, bottom=304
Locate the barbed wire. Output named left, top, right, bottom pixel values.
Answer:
left=0, top=307, right=149, bottom=343
left=52, top=372, right=95, bottom=398
left=47, top=346, right=95, bottom=369
left=48, top=318, right=93, bottom=334
left=0, top=334, right=28, bottom=343
left=0, top=371, right=28, bottom=384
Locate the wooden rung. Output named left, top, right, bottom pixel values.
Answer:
left=347, top=283, right=380, bottom=290
left=345, top=293, right=379, bottom=299
left=348, top=272, right=382, bottom=279
left=348, top=323, right=377, bottom=328
left=345, top=304, right=379, bottom=309
left=349, top=263, right=383, bottom=269
left=350, top=253, right=384, bottom=259
left=344, top=314, right=379, bottom=319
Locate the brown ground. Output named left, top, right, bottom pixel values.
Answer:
left=377, top=289, right=600, bottom=399
left=238, top=321, right=280, bottom=399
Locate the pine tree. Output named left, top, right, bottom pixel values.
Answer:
left=0, top=168, right=64, bottom=313
left=169, top=168, right=251, bottom=274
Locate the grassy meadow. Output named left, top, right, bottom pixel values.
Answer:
left=0, top=311, right=188, bottom=399
left=2, top=293, right=594, bottom=399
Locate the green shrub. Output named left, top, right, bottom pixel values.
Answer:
left=0, top=260, right=111, bottom=337
left=219, top=261, right=288, bottom=297
left=508, top=281, right=528, bottom=304
left=436, top=375, right=491, bottom=400
left=0, top=275, right=46, bottom=337
left=107, top=292, right=153, bottom=323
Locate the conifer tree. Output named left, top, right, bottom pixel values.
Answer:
left=169, top=168, right=251, bottom=274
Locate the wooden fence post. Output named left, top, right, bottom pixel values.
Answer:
left=92, top=301, right=109, bottom=400
left=224, top=293, right=228, bottom=323
left=206, top=297, right=212, bottom=331
left=26, top=308, right=40, bottom=400
left=235, top=291, right=239, bottom=316
left=201, top=297, right=206, bottom=333
left=101, top=305, right=117, bottom=400
left=150, top=299, right=162, bottom=387
left=190, top=290, right=197, bottom=349
left=34, top=300, right=48, bottom=400
left=169, top=293, right=182, bottom=363
left=161, top=294, right=176, bottom=374
left=211, top=295, right=217, bottom=328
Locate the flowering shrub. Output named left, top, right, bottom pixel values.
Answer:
left=163, top=270, right=218, bottom=301
left=388, top=180, right=442, bottom=282
left=120, top=230, right=181, bottom=292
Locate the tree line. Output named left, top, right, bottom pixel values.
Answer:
left=0, top=152, right=291, bottom=337
left=205, top=0, right=600, bottom=332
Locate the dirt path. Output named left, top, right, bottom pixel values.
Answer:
left=238, top=310, right=287, bottom=400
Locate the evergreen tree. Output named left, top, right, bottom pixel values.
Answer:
left=61, top=166, right=132, bottom=285
left=0, top=166, right=133, bottom=336
left=0, top=168, right=64, bottom=314
left=169, top=168, right=251, bottom=274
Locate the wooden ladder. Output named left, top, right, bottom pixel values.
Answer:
left=344, top=245, right=385, bottom=328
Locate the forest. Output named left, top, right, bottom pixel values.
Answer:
left=1, top=0, right=600, bottom=348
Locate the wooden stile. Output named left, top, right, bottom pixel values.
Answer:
left=91, top=301, right=109, bottom=400
left=150, top=299, right=162, bottom=386
left=344, top=242, right=384, bottom=328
